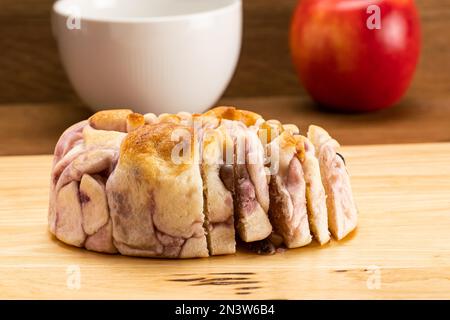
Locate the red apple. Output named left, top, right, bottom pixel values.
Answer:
left=290, top=0, right=421, bottom=112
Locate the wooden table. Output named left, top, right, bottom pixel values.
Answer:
left=0, top=0, right=449, bottom=155
left=1, top=0, right=449, bottom=301
left=1, top=143, right=450, bottom=299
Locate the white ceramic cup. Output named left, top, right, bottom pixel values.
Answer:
left=52, top=0, right=242, bottom=114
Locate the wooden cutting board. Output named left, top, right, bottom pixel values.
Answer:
left=1, top=143, right=450, bottom=299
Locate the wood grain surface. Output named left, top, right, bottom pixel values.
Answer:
left=0, top=0, right=449, bottom=102
left=0, top=143, right=449, bottom=299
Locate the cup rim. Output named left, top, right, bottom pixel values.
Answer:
left=53, top=0, right=241, bottom=24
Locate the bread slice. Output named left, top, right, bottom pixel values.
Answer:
left=220, top=119, right=272, bottom=242
left=254, top=119, right=327, bottom=247
left=295, top=136, right=330, bottom=245
left=266, top=131, right=312, bottom=248
left=201, top=126, right=236, bottom=255
left=205, top=108, right=331, bottom=246
left=307, top=125, right=358, bottom=240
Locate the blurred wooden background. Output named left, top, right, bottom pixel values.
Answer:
left=1, top=0, right=449, bottom=102
left=0, top=0, right=449, bottom=155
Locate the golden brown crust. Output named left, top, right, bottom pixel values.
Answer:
left=126, top=113, right=145, bottom=132
left=293, top=135, right=306, bottom=162
left=258, top=120, right=283, bottom=144
left=120, top=122, right=195, bottom=175
left=239, top=109, right=263, bottom=127
left=269, top=130, right=303, bottom=162
left=279, top=131, right=298, bottom=149
left=89, top=109, right=133, bottom=132
left=204, top=106, right=262, bottom=127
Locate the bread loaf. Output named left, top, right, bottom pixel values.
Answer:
left=48, top=107, right=357, bottom=258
